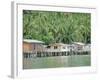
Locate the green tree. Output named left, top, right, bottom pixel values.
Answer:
left=23, top=10, right=91, bottom=44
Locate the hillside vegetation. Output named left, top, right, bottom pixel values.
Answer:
left=23, top=10, right=91, bottom=44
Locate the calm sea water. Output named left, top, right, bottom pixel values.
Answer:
left=23, top=55, right=91, bottom=69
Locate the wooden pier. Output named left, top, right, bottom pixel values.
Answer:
left=23, top=51, right=90, bottom=58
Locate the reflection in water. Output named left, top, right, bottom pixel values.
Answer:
left=23, top=55, right=91, bottom=69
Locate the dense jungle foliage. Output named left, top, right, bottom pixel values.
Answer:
left=23, top=10, right=91, bottom=44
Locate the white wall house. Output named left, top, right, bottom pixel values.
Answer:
left=69, top=42, right=91, bottom=52
left=70, top=42, right=85, bottom=52
left=45, top=43, right=70, bottom=52
left=83, top=44, right=91, bottom=52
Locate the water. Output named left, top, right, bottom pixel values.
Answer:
left=23, top=55, right=91, bottom=69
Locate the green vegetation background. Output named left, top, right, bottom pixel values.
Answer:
left=23, top=10, right=91, bottom=44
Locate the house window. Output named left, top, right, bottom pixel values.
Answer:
left=54, top=46, right=58, bottom=49
left=47, top=46, right=51, bottom=48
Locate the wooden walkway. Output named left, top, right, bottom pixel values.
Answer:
left=23, top=51, right=90, bottom=58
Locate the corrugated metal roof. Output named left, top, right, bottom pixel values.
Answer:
left=23, top=39, right=44, bottom=43
left=72, top=42, right=85, bottom=45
